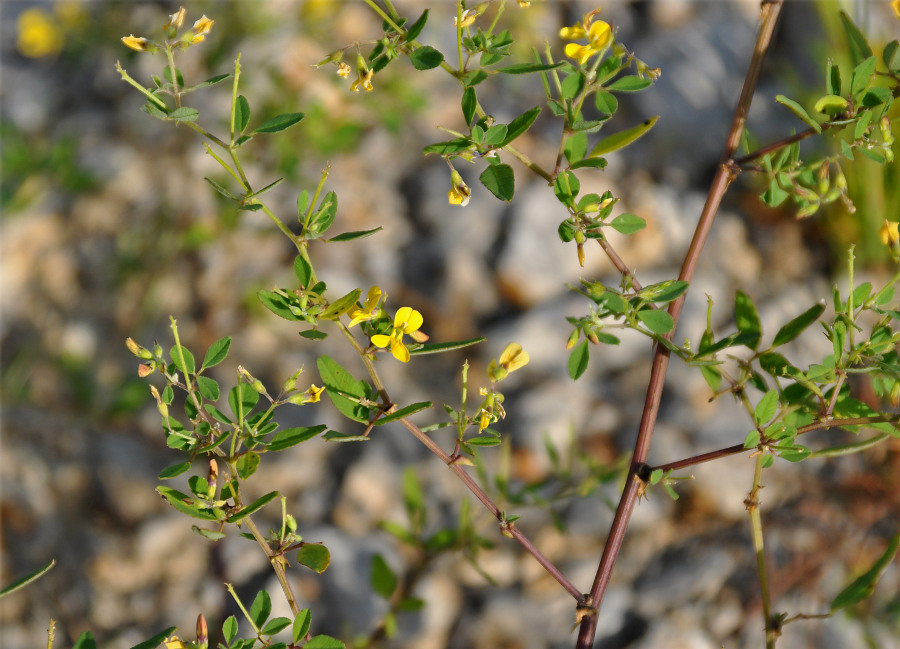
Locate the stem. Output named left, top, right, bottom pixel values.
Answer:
left=243, top=516, right=302, bottom=617
left=576, top=3, right=784, bottom=646
left=115, top=62, right=169, bottom=110
left=747, top=452, right=776, bottom=649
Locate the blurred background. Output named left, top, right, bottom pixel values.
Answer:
left=2, top=1, right=899, bottom=648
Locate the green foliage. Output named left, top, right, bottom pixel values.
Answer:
left=107, top=5, right=900, bottom=649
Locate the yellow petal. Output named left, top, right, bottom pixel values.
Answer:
left=880, top=220, right=899, bottom=246
left=893, top=0, right=900, bottom=20
left=391, top=340, right=411, bottom=363
left=565, top=43, right=594, bottom=65
left=121, top=34, right=151, bottom=52
left=588, top=20, right=612, bottom=49
left=499, top=342, right=529, bottom=372
left=559, top=25, right=586, bottom=40
left=395, top=307, right=423, bottom=333
left=371, top=334, right=391, bottom=348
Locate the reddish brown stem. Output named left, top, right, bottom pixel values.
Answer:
left=575, top=3, right=784, bottom=646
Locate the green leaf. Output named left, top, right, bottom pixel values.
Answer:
left=229, top=383, right=260, bottom=421
left=72, top=632, right=98, bottom=649
left=202, top=336, right=231, bottom=370
left=317, top=355, right=372, bottom=423
left=589, top=116, right=659, bottom=156
left=496, top=61, right=564, bottom=74
left=0, top=559, right=55, bottom=598
left=570, top=157, right=608, bottom=170
left=637, top=309, right=674, bottom=335
left=170, top=107, right=199, bottom=123
left=370, top=554, right=397, bottom=598
left=594, top=89, right=617, bottom=114
left=236, top=451, right=260, bottom=480
left=204, top=177, right=239, bottom=201
left=813, top=94, right=849, bottom=116
left=127, top=628, right=178, bottom=649
left=294, top=255, right=312, bottom=287
left=775, top=95, right=821, bottom=132
left=156, top=487, right=219, bottom=520
left=409, top=45, right=444, bottom=70
left=255, top=112, right=305, bottom=134
left=560, top=72, right=585, bottom=101
left=772, top=302, right=824, bottom=347
left=568, top=340, right=589, bottom=380
left=499, top=107, right=540, bottom=146
left=638, top=280, right=689, bottom=304
left=404, top=10, right=429, bottom=42
left=297, top=543, right=331, bottom=573
left=461, top=87, right=477, bottom=126
left=195, top=73, right=231, bottom=89
left=482, top=124, right=508, bottom=147
left=236, top=95, right=251, bottom=133
left=553, top=170, right=580, bottom=205
left=607, top=75, right=653, bottom=92
left=409, top=337, right=485, bottom=355
left=304, top=636, right=345, bottom=649
left=225, top=491, right=279, bottom=523
left=826, top=59, right=841, bottom=96
left=292, top=610, right=311, bottom=644
left=754, top=389, right=779, bottom=426
left=299, top=330, right=327, bottom=341
left=262, top=617, right=292, bottom=636
left=223, top=616, right=238, bottom=644
left=158, top=462, right=191, bottom=480
left=609, top=212, right=646, bottom=235
left=191, top=526, right=226, bottom=541
left=734, top=291, right=762, bottom=349
left=169, top=345, right=196, bottom=376
left=374, top=402, right=433, bottom=426
left=839, top=11, right=873, bottom=67
left=849, top=56, right=877, bottom=99
left=258, top=290, right=302, bottom=321
left=250, top=590, right=272, bottom=629
left=884, top=40, right=900, bottom=71
left=267, top=425, right=326, bottom=451
left=423, top=137, right=472, bottom=155
left=480, top=164, right=515, bottom=202
left=320, top=288, right=362, bottom=321
left=831, top=533, right=900, bottom=610
left=466, top=436, right=501, bottom=447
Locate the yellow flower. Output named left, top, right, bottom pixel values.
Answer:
left=190, top=15, right=214, bottom=43
left=517, top=0, right=531, bottom=7
left=347, top=286, right=383, bottom=327
left=121, top=34, right=152, bottom=52
left=371, top=307, right=424, bottom=362
left=560, top=9, right=613, bottom=65
left=880, top=220, right=899, bottom=246
left=164, top=636, right=188, bottom=649
left=17, top=8, right=64, bottom=58
left=336, top=61, right=351, bottom=78
left=448, top=169, right=471, bottom=207
left=455, top=9, right=478, bottom=28
left=351, top=66, right=374, bottom=92
left=487, top=343, right=530, bottom=382
left=893, top=0, right=900, bottom=20
left=165, top=7, right=187, bottom=32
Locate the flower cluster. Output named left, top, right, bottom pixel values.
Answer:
left=121, top=7, right=213, bottom=54
left=559, top=9, right=613, bottom=65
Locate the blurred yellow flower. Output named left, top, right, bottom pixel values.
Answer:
left=166, top=7, right=187, bottom=32
left=455, top=9, right=478, bottom=28
left=448, top=169, right=471, bottom=207
left=347, top=286, right=383, bottom=327
left=880, top=220, right=899, bottom=246
left=371, top=307, right=424, bottom=362
left=893, top=0, right=900, bottom=20
left=560, top=9, right=613, bottom=65
left=190, top=15, right=214, bottom=43
left=336, top=61, right=351, bottom=78
left=351, top=66, right=374, bottom=92
left=121, top=34, right=152, bottom=51
left=487, top=343, right=530, bottom=381
left=17, top=8, right=64, bottom=58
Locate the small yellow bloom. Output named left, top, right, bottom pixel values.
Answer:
left=166, top=7, right=187, bottom=31
left=448, top=169, right=471, bottom=207
left=455, top=9, right=478, bottom=28
left=893, top=0, right=900, bottom=20
left=371, top=307, right=424, bottom=363
left=351, top=67, right=374, bottom=92
left=880, top=220, right=899, bottom=246
left=347, top=286, right=383, bottom=327
left=164, top=636, right=188, bottom=649
left=560, top=10, right=613, bottom=65
left=17, top=8, right=64, bottom=58
left=336, top=61, right=351, bottom=78
left=487, top=342, right=530, bottom=381
left=301, top=384, right=325, bottom=404
left=122, top=34, right=152, bottom=52
left=190, top=15, right=214, bottom=43
left=517, top=0, right=531, bottom=7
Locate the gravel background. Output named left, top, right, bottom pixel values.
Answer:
left=2, top=2, right=899, bottom=649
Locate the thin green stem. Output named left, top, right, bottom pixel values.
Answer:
left=747, top=452, right=776, bottom=649
left=362, top=0, right=404, bottom=35
left=115, top=62, right=169, bottom=110
left=165, top=45, right=182, bottom=108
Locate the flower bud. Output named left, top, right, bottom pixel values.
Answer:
left=566, top=329, right=581, bottom=350
left=196, top=614, right=208, bottom=649
left=137, top=362, right=155, bottom=378
left=165, top=8, right=186, bottom=36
